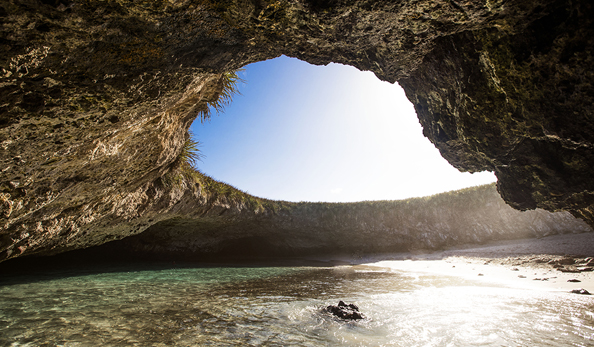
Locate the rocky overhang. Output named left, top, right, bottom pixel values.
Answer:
left=1, top=0, right=593, bottom=262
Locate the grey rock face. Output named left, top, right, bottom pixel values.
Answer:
left=1, top=0, right=593, bottom=261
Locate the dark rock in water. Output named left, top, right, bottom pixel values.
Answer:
left=570, top=289, right=591, bottom=295
left=325, top=301, right=364, bottom=320
left=567, top=279, right=581, bottom=283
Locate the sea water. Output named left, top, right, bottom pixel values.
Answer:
left=1, top=262, right=593, bottom=346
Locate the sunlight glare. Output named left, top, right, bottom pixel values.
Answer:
left=191, top=56, right=497, bottom=202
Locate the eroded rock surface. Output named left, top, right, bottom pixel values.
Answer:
left=1, top=0, right=593, bottom=261
left=63, top=184, right=592, bottom=261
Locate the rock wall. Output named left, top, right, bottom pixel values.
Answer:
left=1, top=0, right=593, bottom=261
left=71, top=184, right=593, bottom=261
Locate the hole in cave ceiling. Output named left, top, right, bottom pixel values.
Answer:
left=189, top=56, right=496, bottom=203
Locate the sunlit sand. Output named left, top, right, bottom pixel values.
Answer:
left=362, top=232, right=594, bottom=293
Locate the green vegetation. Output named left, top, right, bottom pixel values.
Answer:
left=180, top=165, right=291, bottom=213
left=164, top=68, right=291, bottom=212
left=179, top=133, right=203, bottom=172
left=177, top=68, right=245, bottom=175
left=165, top=69, right=245, bottom=186
left=199, top=69, right=245, bottom=123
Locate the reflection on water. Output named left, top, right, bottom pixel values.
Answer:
left=1, top=263, right=593, bottom=346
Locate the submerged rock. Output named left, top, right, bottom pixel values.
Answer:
left=324, top=301, right=364, bottom=320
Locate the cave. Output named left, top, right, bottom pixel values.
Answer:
left=190, top=56, right=498, bottom=202
left=1, top=0, right=593, bottom=262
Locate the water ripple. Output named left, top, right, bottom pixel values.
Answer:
left=0, top=264, right=593, bottom=346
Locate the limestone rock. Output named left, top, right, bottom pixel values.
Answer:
left=58, top=184, right=592, bottom=262
left=1, top=0, right=593, bottom=261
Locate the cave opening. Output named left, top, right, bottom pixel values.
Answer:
left=190, top=56, right=496, bottom=202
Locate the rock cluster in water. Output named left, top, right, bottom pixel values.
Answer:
left=0, top=0, right=593, bottom=262
left=324, top=301, right=364, bottom=320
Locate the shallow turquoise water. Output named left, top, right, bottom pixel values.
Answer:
left=1, top=263, right=593, bottom=346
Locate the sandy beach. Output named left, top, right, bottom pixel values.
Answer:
left=362, top=232, right=594, bottom=294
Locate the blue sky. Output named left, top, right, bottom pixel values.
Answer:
left=189, top=56, right=496, bottom=202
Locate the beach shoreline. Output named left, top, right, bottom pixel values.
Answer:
left=355, top=232, right=594, bottom=293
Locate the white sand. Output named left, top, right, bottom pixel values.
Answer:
left=360, top=232, right=594, bottom=294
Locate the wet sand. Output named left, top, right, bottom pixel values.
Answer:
left=359, top=232, right=594, bottom=294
